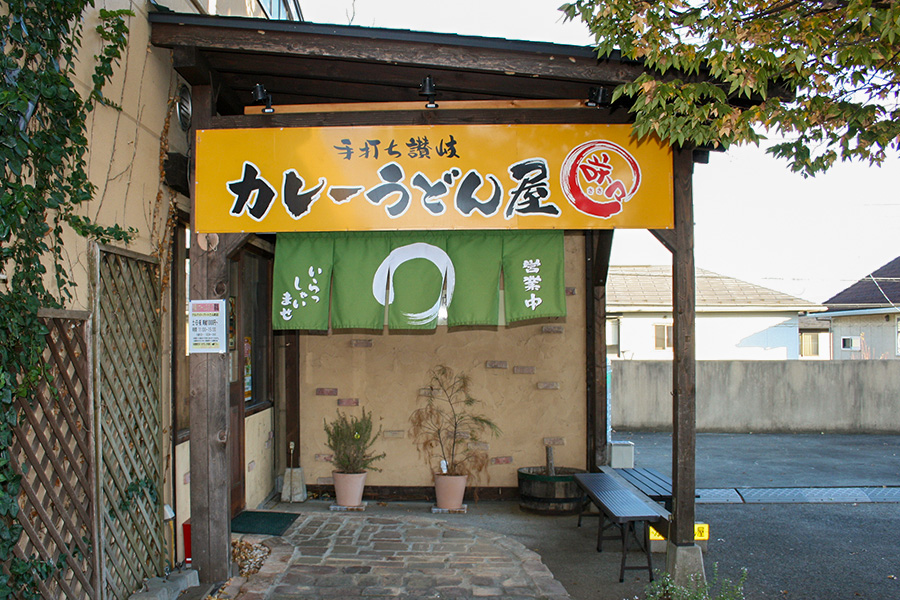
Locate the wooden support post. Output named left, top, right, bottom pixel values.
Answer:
left=188, top=85, right=232, bottom=584
left=585, top=232, right=598, bottom=471
left=284, top=331, right=300, bottom=469
left=595, top=283, right=608, bottom=469
left=670, top=148, right=697, bottom=547
left=585, top=230, right=614, bottom=471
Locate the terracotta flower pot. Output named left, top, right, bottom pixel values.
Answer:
left=332, top=471, right=367, bottom=507
left=434, top=474, right=467, bottom=509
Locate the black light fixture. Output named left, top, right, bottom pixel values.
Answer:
left=252, top=83, right=275, bottom=114
left=586, top=87, right=609, bottom=108
left=419, top=75, right=438, bottom=109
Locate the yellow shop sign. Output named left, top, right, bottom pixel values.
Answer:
left=194, top=124, right=673, bottom=233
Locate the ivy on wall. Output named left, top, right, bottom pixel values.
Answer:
left=1, top=1, right=133, bottom=597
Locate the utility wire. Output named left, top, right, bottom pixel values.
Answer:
left=868, top=275, right=900, bottom=312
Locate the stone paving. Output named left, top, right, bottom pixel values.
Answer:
left=221, top=513, right=572, bottom=600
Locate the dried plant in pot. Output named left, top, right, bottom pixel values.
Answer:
left=324, top=409, right=385, bottom=507
left=409, top=365, right=501, bottom=509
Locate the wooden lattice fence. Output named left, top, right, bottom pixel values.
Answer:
left=95, top=246, right=164, bottom=600
left=11, top=312, right=98, bottom=600
left=10, top=245, right=165, bottom=600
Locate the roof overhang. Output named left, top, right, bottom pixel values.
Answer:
left=148, top=12, right=646, bottom=117
left=820, top=307, right=900, bottom=318
left=609, top=305, right=825, bottom=314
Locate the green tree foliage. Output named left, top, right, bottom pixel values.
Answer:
left=561, top=0, right=900, bottom=176
left=1, top=1, right=132, bottom=597
left=323, top=409, right=386, bottom=473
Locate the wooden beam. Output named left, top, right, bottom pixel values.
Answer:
left=207, top=107, right=632, bottom=130
left=150, top=18, right=646, bottom=85
left=172, top=46, right=244, bottom=116
left=585, top=232, right=610, bottom=471
left=164, top=153, right=189, bottom=197
left=245, top=99, right=590, bottom=115
left=670, top=147, right=697, bottom=547
left=650, top=229, right=676, bottom=254
left=188, top=85, right=232, bottom=584
left=585, top=232, right=597, bottom=471
left=594, top=230, right=614, bottom=286
left=595, top=283, right=608, bottom=469
left=210, top=53, right=594, bottom=101
left=172, top=46, right=212, bottom=86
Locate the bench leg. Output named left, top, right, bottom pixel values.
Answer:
left=616, top=521, right=655, bottom=583
left=618, top=523, right=630, bottom=582
left=597, top=513, right=605, bottom=552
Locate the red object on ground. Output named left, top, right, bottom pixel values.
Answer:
left=183, top=519, right=191, bottom=563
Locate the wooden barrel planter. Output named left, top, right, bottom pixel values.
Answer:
left=517, top=467, right=587, bottom=515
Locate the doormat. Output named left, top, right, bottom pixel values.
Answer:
left=231, top=511, right=299, bottom=536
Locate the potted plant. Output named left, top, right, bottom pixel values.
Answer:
left=409, top=365, right=501, bottom=509
left=324, top=408, right=385, bottom=507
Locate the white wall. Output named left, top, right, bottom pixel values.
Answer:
left=614, top=311, right=801, bottom=360
left=831, top=314, right=900, bottom=360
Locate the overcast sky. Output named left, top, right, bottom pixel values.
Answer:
left=300, top=0, right=899, bottom=303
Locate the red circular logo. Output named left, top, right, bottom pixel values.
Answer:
left=560, top=140, right=642, bottom=218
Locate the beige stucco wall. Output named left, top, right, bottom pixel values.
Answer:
left=294, top=233, right=588, bottom=489
left=54, top=0, right=268, bottom=310
left=54, top=1, right=190, bottom=310
left=245, top=408, right=276, bottom=508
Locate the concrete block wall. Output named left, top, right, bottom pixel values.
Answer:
left=612, top=360, right=900, bottom=432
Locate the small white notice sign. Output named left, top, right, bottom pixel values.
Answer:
left=189, top=300, right=227, bottom=354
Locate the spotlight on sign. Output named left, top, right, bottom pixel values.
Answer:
left=586, top=87, right=609, bottom=108
left=252, top=83, right=275, bottom=114
left=419, top=75, right=438, bottom=109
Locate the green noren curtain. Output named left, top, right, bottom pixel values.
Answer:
left=272, top=232, right=333, bottom=331
left=445, top=232, right=503, bottom=327
left=502, top=230, right=566, bottom=323
left=331, top=233, right=391, bottom=330
left=272, top=230, right=565, bottom=330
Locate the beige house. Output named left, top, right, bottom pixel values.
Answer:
left=606, top=266, right=824, bottom=360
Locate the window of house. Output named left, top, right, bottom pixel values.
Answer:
left=257, top=0, right=302, bottom=21
left=800, top=332, right=819, bottom=357
left=606, top=318, right=620, bottom=357
left=654, top=324, right=673, bottom=350
left=841, top=336, right=861, bottom=351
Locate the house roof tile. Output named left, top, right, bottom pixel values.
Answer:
left=607, top=266, right=821, bottom=311
left=823, top=256, right=900, bottom=311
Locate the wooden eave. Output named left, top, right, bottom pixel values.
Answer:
left=148, top=12, right=645, bottom=117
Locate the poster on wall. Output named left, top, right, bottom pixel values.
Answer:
left=188, top=300, right=227, bottom=354
left=194, top=124, right=673, bottom=233
left=227, top=296, right=236, bottom=351
left=243, top=336, right=252, bottom=403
